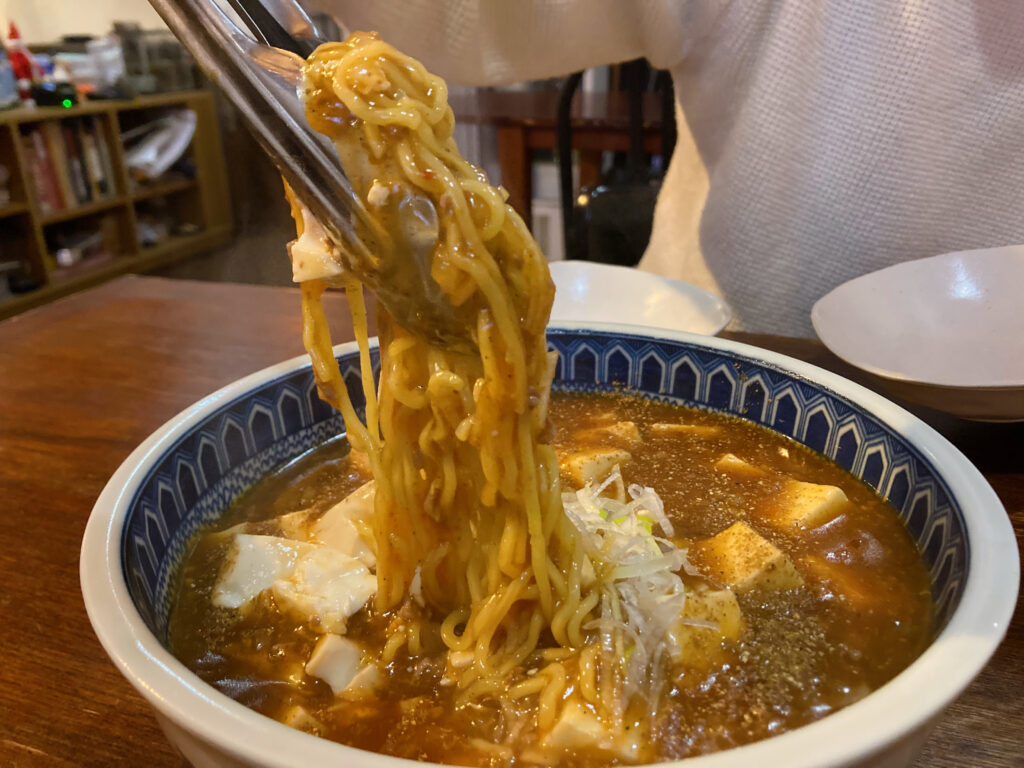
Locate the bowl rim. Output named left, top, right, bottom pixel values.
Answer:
left=810, top=249, right=1024, bottom=389
left=81, top=322, right=1019, bottom=768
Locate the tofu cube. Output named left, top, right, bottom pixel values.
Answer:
left=274, top=508, right=313, bottom=540
left=288, top=208, right=345, bottom=284
left=690, top=522, right=804, bottom=592
left=668, top=587, right=744, bottom=672
left=576, top=421, right=642, bottom=446
left=262, top=482, right=376, bottom=567
left=542, top=698, right=643, bottom=760
left=305, top=633, right=363, bottom=693
left=271, top=546, right=377, bottom=634
left=713, top=453, right=767, bottom=478
left=212, top=534, right=305, bottom=609
left=312, top=481, right=376, bottom=566
left=282, top=704, right=324, bottom=734
left=560, top=448, right=632, bottom=487
left=343, top=664, right=380, bottom=696
left=542, top=698, right=605, bottom=750
left=767, top=480, right=849, bottom=530
left=213, top=534, right=377, bottom=634
left=650, top=423, right=721, bottom=438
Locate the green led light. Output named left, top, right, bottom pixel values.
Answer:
left=61, top=98, right=73, bottom=109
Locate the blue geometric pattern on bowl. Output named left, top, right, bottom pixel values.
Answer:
left=122, top=330, right=967, bottom=642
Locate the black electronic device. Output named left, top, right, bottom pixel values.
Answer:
left=31, top=81, right=78, bottom=108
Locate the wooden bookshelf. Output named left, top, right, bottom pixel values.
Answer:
left=0, top=202, right=29, bottom=218
left=0, top=90, right=232, bottom=320
left=132, top=177, right=196, bottom=201
left=39, top=195, right=128, bottom=225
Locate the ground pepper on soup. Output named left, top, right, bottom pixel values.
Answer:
left=168, top=391, right=933, bottom=766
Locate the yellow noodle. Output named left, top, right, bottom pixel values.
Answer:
left=289, top=31, right=643, bottom=739
left=537, top=663, right=567, bottom=731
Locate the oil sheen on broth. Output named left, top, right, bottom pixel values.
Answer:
left=169, top=393, right=933, bottom=766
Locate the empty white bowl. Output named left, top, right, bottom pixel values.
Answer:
left=811, top=246, right=1024, bottom=421
left=549, top=261, right=732, bottom=335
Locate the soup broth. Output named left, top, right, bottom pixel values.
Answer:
left=169, top=392, right=933, bottom=766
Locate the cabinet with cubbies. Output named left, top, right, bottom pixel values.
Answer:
left=0, top=91, right=231, bottom=320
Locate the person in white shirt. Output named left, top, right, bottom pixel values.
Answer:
left=315, top=1, right=1024, bottom=336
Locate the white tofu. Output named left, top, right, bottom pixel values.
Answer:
left=212, top=534, right=377, bottom=633
left=690, top=522, right=804, bottom=592
left=282, top=704, right=323, bottom=734
left=668, top=587, right=744, bottom=671
left=542, top=698, right=606, bottom=750
left=264, top=482, right=376, bottom=566
left=288, top=206, right=345, bottom=283
left=272, top=545, right=377, bottom=634
left=650, top=423, right=721, bottom=438
left=311, top=481, right=376, bottom=567
left=212, top=534, right=305, bottom=609
left=305, top=633, right=363, bottom=693
left=274, top=508, right=311, bottom=540
left=767, top=480, right=849, bottom=530
left=367, top=179, right=390, bottom=206
left=713, top=453, right=767, bottom=478
left=560, top=448, right=632, bottom=488
left=576, top=421, right=641, bottom=446
left=408, top=566, right=425, bottom=606
left=344, top=664, right=380, bottom=694
left=541, top=698, right=642, bottom=760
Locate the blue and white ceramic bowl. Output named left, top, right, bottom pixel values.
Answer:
left=81, top=324, right=1018, bottom=768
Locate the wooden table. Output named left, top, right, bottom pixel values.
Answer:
left=450, top=90, right=665, bottom=226
left=0, top=276, right=1020, bottom=767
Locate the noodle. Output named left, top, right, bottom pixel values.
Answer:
left=288, top=31, right=653, bottom=747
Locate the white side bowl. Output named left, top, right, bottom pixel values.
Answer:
left=811, top=246, right=1024, bottom=421
left=81, top=325, right=1017, bottom=768
left=549, top=261, right=732, bottom=335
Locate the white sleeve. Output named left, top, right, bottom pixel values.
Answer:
left=307, top=0, right=691, bottom=85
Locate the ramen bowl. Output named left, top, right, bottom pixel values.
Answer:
left=81, top=324, right=1017, bottom=768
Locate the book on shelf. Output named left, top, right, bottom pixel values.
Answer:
left=40, top=121, right=75, bottom=211
left=96, top=124, right=116, bottom=197
left=79, top=116, right=114, bottom=198
left=21, top=117, right=119, bottom=216
left=77, top=119, right=104, bottom=200
left=21, top=125, right=64, bottom=213
left=61, top=120, right=92, bottom=206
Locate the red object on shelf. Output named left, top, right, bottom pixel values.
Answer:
left=6, top=22, right=41, bottom=103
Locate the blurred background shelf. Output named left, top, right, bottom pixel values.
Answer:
left=0, top=90, right=231, bottom=320
left=0, top=202, right=29, bottom=218
left=0, top=224, right=230, bottom=318
left=132, top=177, right=195, bottom=201
left=39, top=196, right=128, bottom=225
left=138, top=227, right=228, bottom=262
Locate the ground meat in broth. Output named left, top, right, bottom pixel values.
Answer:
left=168, top=392, right=933, bottom=766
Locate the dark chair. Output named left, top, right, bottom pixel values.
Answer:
left=557, top=60, right=676, bottom=265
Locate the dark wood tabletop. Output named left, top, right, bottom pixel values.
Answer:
left=0, top=276, right=1020, bottom=767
